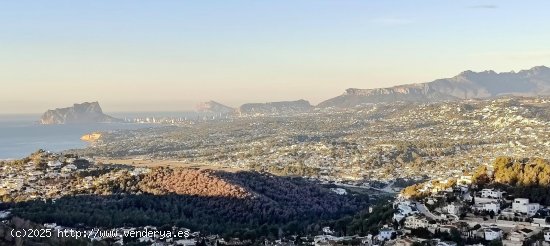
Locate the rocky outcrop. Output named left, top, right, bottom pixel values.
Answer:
left=40, top=102, right=122, bottom=124
left=196, top=101, right=235, bottom=114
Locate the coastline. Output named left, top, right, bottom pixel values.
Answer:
left=0, top=121, right=156, bottom=160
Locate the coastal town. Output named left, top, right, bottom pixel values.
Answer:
left=75, top=97, right=549, bottom=186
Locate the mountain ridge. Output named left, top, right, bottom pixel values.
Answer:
left=318, top=65, right=550, bottom=108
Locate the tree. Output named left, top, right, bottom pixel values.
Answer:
left=489, top=210, right=495, bottom=219
left=472, top=166, right=490, bottom=186
left=488, top=240, right=503, bottom=246
left=450, top=228, right=462, bottom=244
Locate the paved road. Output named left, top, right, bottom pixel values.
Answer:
left=414, top=202, right=442, bottom=220
left=333, top=183, right=398, bottom=194
left=380, top=180, right=398, bottom=193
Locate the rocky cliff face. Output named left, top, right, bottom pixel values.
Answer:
left=238, top=100, right=312, bottom=115
left=40, top=102, right=122, bottom=124
left=318, top=66, right=550, bottom=108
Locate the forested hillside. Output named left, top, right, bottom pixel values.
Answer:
left=8, top=168, right=370, bottom=238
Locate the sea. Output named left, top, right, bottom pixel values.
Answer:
left=0, top=112, right=203, bottom=160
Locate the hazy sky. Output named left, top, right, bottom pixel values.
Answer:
left=1, top=0, right=550, bottom=114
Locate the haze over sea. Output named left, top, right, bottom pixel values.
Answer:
left=0, top=112, right=202, bottom=159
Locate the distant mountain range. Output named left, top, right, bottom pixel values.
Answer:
left=195, top=99, right=313, bottom=115
left=40, top=102, right=122, bottom=124
left=318, top=66, right=550, bottom=108
left=201, top=66, right=550, bottom=112
left=42, top=66, right=550, bottom=121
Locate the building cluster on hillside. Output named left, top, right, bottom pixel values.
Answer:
left=1, top=153, right=88, bottom=201
left=383, top=178, right=550, bottom=246
left=0, top=151, right=150, bottom=203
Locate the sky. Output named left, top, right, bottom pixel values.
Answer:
left=1, top=0, right=550, bottom=114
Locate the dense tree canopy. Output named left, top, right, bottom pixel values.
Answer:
left=9, top=168, right=370, bottom=239
left=474, top=157, right=550, bottom=204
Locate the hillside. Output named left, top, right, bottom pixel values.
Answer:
left=238, top=99, right=312, bottom=115
left=319, top=66, right=550, bottom=108
left=9, top=167, right=368, bottom=237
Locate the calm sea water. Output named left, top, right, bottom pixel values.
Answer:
left=0, top=114, right=159, bottom=160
